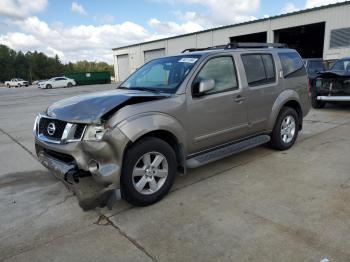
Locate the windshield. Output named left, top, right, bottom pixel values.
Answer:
left=331, top=59, right=350, bottom=71
left=120, top=55, right=200, bottom=93
left=308, top=61, right=325, bottom=73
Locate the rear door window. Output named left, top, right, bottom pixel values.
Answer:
left=279, top=52, right=304, bottom=77
left=241, top=54, right=276, bottom=86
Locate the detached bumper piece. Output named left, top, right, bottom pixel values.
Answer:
left=317, top=96, right=350, bottom=102
left=38, top=152, right=120, bottom=211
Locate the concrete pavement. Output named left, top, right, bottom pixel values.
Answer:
left=1, top=85, right=350, bottom=261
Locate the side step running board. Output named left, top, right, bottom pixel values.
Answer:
left=186, top=135, right=270, bottom=168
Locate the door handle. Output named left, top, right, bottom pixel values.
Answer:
left=234, top=95, right=246, bottom=103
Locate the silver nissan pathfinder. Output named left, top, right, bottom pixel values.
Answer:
left=34, top=43, right=310, bottom=210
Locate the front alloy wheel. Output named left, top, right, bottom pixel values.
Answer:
left=121, top=137, right=177, bottom=206
left=132, top=152, right=168, bottom=195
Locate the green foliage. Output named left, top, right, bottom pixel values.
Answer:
left=0, top=44, right=114, bottom=83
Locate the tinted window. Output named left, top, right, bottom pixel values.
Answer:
left=262, top=54, right=275, bottom=80
left=193, top=56, right=238, bottom=95
left=242, top=54, right=275, bottom=86
left=279, top=52, right=304, bottom=77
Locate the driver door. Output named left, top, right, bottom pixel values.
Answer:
left=186, top=55, right=248, bottom=154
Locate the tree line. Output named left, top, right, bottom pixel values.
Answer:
left=0, top=44, right=114, bottom=83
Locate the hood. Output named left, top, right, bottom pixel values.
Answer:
left=317, top=70, right=350, bottom=78
left=46, top=89, right=170, bottom=123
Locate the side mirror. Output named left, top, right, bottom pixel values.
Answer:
left=197, top=79, right=215, bottom=95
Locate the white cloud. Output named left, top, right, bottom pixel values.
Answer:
left=160, top=0, right=259, bottom=26
left=0, top=0, right=47, bottom=18
left=0, top=16, right=155, bottom=63
left=148, top=18, right=203, bottom=35
left=282, top=2, right=300, bottom=13
left=0, top=32, right=41, bottom=49
left=305, top=0, right=346, bottom=8
left=71, top=2, right=87, bottom=16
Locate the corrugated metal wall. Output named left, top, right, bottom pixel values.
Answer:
left=113, top=3, right=350, bottom=81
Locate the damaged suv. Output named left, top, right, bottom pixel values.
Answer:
left=34, top=43, right=310, bottom=210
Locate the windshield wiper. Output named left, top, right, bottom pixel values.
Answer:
left=127, top=87, right=162, bottom=93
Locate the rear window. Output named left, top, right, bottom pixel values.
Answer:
left=279, top=52, right=304, bottom=77
left=241, top=54, right=276, bottom=86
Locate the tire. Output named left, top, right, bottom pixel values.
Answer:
left=121, top=137, right=177, bottom=206
left=311, top=91, right=325, bottom=109
left=46, top=84, right=52, bottom=89
left=270, top=107, right=299, bottom=151
left=18, top=84, right=21, bottom=88
left=7, top=84, right=10, bottom=88
left=67, top=82, right=73, bottom=87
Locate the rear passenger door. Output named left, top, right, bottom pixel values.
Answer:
left=186, top=55, right=248, bottom=153
left=240, top=53, right=279, bottom=134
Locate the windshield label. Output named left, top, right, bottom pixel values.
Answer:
left=179, top=58, right=198, bottom=63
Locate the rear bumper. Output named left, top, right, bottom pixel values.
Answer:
left=317, top=96, right=350, bottom=102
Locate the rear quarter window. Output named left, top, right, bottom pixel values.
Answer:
left=279, top=52, right=305, bottom=78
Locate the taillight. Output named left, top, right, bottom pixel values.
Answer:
left=308, top=79, right=311, bottom=98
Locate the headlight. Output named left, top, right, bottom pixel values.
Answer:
left=83, top=125, right=108, bottom=141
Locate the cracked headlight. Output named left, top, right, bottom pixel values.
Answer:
left=83, top=125, right=108, bottom=141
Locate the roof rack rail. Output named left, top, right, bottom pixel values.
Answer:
left=181, top=42, right=288, bottom=53
left=225, top=42, right=288, bottom=49
left=181, top=45, right=227, bottom=53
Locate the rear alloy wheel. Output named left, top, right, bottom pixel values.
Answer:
left=121, top=137, right=177, bottom=206
left=270, top=107, right=299, bottom=151
left=7, top=84, right=10, bottom=88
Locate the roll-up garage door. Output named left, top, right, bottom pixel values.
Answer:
left=144, top=48, right=166, bottom=63
left=117, top=54, right=130, bottom=81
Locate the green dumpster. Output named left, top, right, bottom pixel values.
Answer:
left=65, top=71, right=111, bottom=85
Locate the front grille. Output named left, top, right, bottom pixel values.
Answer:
left=37, top=117, right=86, bottom=142
left=39, top=118, right=67, bottom=140
left=74, top=124, right=86, bottom=139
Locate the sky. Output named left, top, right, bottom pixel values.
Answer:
left=0, top=0, right=347, bottom=64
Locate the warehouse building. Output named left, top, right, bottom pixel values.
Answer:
left=113, top=1, right=350, bottom=81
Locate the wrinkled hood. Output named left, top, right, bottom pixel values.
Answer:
left=317, top=70, right=350, bottom=78
left=47, top=89, right=170, bottom=123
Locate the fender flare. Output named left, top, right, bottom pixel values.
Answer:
left=117, top=112, right=186, bottom=147
left=267, top=89, right=302, bottom=131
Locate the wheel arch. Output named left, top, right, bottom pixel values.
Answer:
left=268, top=90, right=303, bottom=131
left=117, top=113, right=187, bottom=175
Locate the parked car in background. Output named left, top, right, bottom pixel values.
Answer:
left=5, top=78, right=29, bottom=88
left=310, top=57, right=350, bottom=108
left=38, top=77, right=76, bottom=89
left=303, top=58, right=326, bottom=81
left=34, top=43, right=310, bottom=210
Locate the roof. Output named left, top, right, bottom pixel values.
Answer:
left=112, top=1, right=350, bottom=51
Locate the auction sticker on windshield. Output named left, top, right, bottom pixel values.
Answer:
left=179, top=58, right=198, bottom=63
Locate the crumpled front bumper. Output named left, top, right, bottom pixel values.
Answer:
left=34, top=126, right=130, bottom=210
